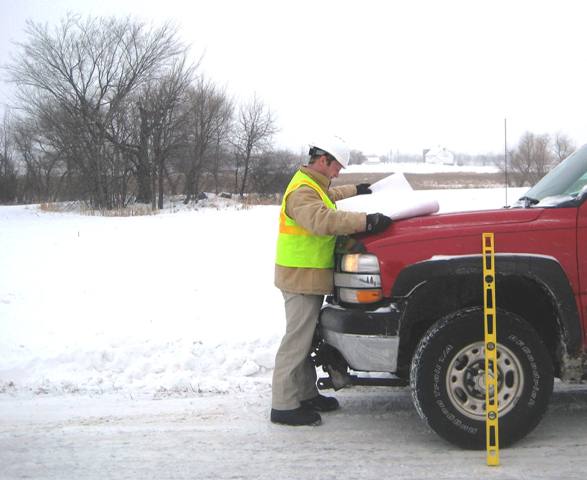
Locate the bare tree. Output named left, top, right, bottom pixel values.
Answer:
left=349, top=150, right=367, bottom=165
left=0, top=110, right=18, bottom=203
left=5, top=14, right=186, bottom=208
left=233, top=95, right=277, bottom=197
left=208, top=128, right=233, bottom=194
left=496, top=131, right=577, bottom=187
left=553, top=132, right=576, bottom=163
left=529, top=133, right=552, bottom=185
left=249, top=149, right=301, bottom=195
left=11, top=116, right=65, bottom=203
left=148, top=61, right=195, bottom=209
left=115, top=57, right=195, bottom=208
left=180, top=77, right=233, bottom=203
left=509, top=132, right=536, bottom=186
left=501, top=132, right=557, bottom=186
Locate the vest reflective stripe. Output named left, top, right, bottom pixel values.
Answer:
left=279, top=211, right=311, bottom=236
left=276, top=171, right=336, bottom=269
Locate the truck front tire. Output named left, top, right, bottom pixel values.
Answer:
left=410, top=307, right=553, bottom=449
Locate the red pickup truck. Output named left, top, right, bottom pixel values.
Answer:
left=315, top=145, right=587, bottom=448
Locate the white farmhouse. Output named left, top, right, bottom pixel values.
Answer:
left=424, top=146, right=455, bottom=165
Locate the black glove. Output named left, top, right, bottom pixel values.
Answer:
left=366, top=213, right=392, bottom=234
left=356, top=183, right=372, bottom=195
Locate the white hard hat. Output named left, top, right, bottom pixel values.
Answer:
left=309, top=135, right=351, bottom=168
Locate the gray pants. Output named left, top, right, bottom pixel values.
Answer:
left=271, top=292, right=323, bottom=410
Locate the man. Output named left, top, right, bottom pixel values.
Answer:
left=271, top=135, right=392, bottom=426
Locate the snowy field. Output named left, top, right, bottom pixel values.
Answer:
left=344, top=161, right=499, bottom=174
left=2, top=177, right=587, bottom=479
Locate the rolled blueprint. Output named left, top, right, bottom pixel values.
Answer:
left=336, top=173, right=439, bottom=220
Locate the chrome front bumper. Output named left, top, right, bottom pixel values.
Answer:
left=318, top=304, right=401, bottom=373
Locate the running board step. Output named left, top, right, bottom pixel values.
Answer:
left=317, top=375, right=408, bottom=390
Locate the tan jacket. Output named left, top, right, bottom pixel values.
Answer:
left=274, top=166, right=367, bottom=295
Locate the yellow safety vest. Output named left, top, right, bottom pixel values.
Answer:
left=275, top=170, right=336, bottom=269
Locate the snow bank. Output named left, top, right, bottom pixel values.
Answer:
left=0, top=185, right=526, bottom=396
left=0, top=204, right=283, bottom=395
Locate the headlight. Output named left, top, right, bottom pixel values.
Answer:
left=340, top=254, right=380, bottom=273
left=337, top=254, right=382, bottom=305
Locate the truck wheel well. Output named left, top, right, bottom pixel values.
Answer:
left=397, top=274, right=561, bottom=378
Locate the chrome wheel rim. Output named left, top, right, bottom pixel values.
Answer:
left=445, top=341, right=524, bottom=420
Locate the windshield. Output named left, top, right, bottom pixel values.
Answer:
left=517, top=144, right=587, bottom=207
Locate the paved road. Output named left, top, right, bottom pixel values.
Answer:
left=1, top=384, right=586, bottom=480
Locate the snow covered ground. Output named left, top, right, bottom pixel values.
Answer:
left=0, top=184, right=524, bottom=397
left=2, top=178, right=587, bottom=479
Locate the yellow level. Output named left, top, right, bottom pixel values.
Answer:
left=482, top=233, right=500, bottom=466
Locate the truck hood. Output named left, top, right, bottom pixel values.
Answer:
left=353, top=206, right=581, bottom=298
left=358, top=207, right=544, bottom=248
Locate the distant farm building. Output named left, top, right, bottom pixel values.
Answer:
left=424, top=146, right=455, bottom=165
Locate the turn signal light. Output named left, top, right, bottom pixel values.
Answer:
left=356, top=289, right=383, bottom=303
left=339, top=287, right=383, bottom=304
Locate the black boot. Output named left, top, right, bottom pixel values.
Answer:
left=300, top=394, right=340, bottom=412
left=270, top=407, right=322, bottom=426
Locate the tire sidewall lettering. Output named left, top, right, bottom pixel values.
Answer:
left=507, top=332, right=542, bottom=408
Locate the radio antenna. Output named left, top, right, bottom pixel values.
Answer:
left=504, top=118, right=508, bottom=206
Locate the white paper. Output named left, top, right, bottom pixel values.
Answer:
left=336, top=173, right=439, bottom=220
left=370, top=171, right=413, bottom=193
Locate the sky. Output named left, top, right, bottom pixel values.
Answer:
left=1, top=0, right=586, bottom=156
